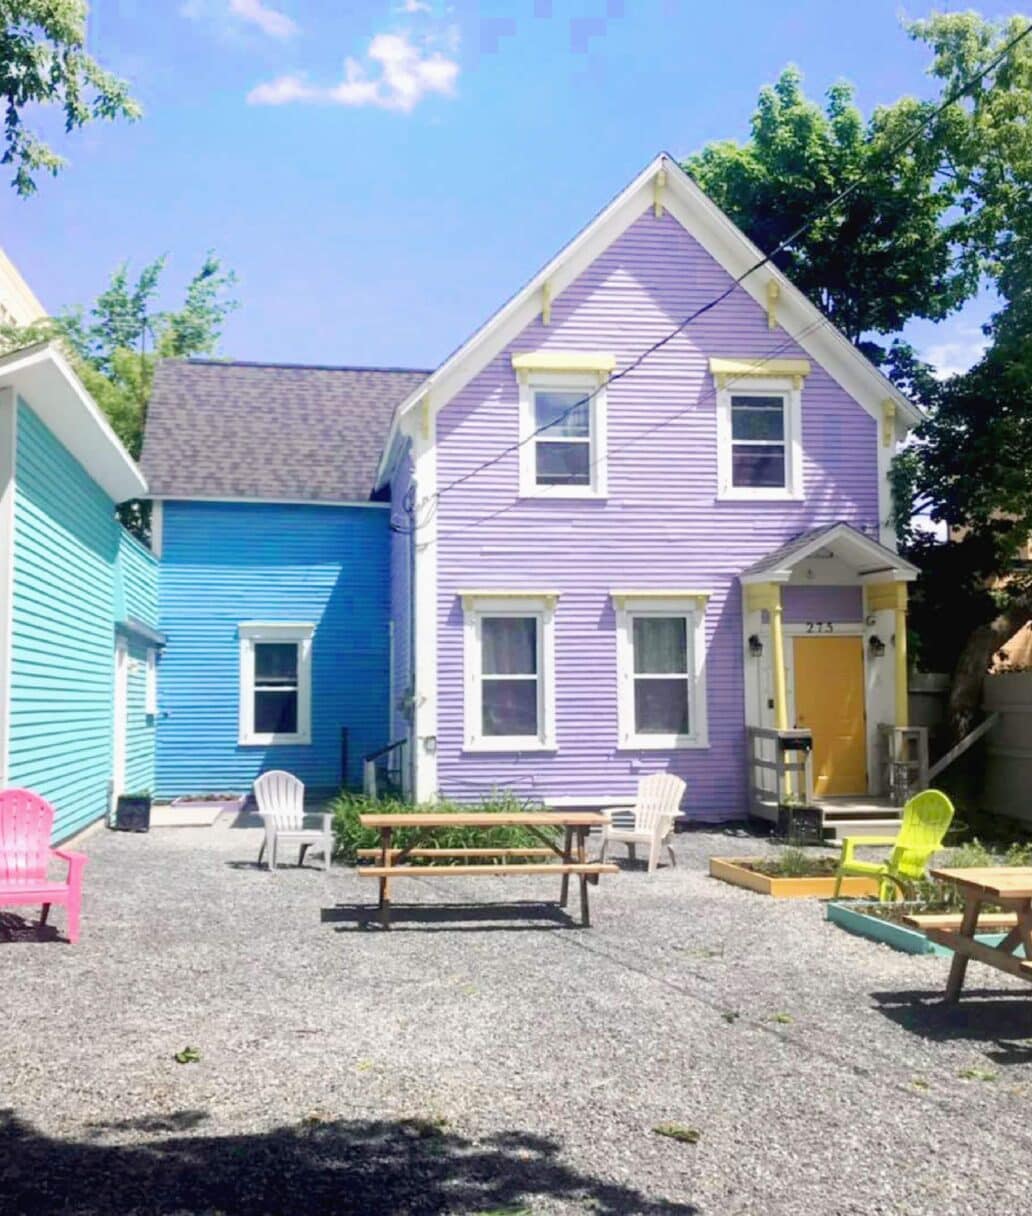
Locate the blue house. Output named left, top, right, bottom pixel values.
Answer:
left=0, top=343, right=158, bottom=841
left=141, top=359, right=427, bottom=797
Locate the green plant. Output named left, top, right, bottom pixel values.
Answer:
left=653, top=1123, right=701, bottom=1144
left=173, top=1046, right=200, bottom=1064
left=769, top=1012, right=793, bottom=1025
left=765, top=846, right=821, bottom=878
left=958, top=1066, right=998, bottom=1082
left=330, top=789, right=559, bottom=865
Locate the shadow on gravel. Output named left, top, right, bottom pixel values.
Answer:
left=0, top=911, right=63, bottom=944
left=322, top=900, right=582, bottom=932
left=871, top=989, right=1032, bottom=1062
left=0, top=1109, right=697, bottom=1215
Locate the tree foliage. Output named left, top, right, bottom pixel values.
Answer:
left=0, top=0, right=141, bottom=195
left=0, top=253, right=237, bottom=536
left=683, top=66, right=977, bottom=354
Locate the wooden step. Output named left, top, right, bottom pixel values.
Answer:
left=821, top=818, right=903, bottom=840
left=903, top=912, right=1019, bottom=931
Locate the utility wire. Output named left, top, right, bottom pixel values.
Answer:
left=399, top=20, right=1031, bottom=532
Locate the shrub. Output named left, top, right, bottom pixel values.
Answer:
left=330, top=788, right=559, bottom=865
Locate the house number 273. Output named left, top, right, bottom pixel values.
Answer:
left=805, top=621, right=834, bottom=634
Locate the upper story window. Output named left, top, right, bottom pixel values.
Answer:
left=239, top=622, right=314, bottom=746
left=462, top=591, right=558, bottom=751
left=512, top=352, right=614, bottom=499
left=710, top=359, right=809, bottom=501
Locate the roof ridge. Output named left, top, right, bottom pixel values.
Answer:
left=173, top=357, right=433, bottom=375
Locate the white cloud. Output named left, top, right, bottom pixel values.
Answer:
left=396, top=0, right=433, bottom=11
left=922, top=334, right=989, bottom=380
left=228, top=0, right=298, bottom=38
left=247, top=31, right=459, bottom=112
left=180, top=1, right=298, bottom=38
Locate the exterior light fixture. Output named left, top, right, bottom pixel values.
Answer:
left=868, top=635, right=886, bottom=658
left=748, top=634, right=763, bottom=657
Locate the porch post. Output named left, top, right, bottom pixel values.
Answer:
left=894, top=583, right=908, bottom=728
left=769, top=587, right=789, bottom=732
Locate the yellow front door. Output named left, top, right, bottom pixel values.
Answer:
left=793, top=635, right=867, bottom=798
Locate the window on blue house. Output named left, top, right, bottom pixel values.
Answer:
left=239, top=622, right=313, bottom=745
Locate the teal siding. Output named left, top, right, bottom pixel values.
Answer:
left=116, top=529, right=159, bottom=627
left=8, top=400, right=119, bottom=841
left=157, top=500, right=391, bottom=797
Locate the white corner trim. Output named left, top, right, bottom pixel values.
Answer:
left=614, top=594, right=709, bottom=750
left=150, top=499, right=163, bottom=558
left=404, top=410, right=439, bottom=802
left=237, top=621, right=314, bottom=746
left=713, top=374, right=803, bottom=501
left=462, top=592, right=557, bottom=753
left=0, top=388, right=16, bottom=785
left=517, top=369, right=608, bottom=499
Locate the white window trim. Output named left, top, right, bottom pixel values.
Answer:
left=517, top=370, right=608, bottom=499
left=238, top=621, right=314, bottom=746
left=715, top=374, right=803, bottom=501
left=145, top=648, right=158, bottom=716
left=462, top=594, right=557, bottom=752
left=615, top=594, right=709, bottom=750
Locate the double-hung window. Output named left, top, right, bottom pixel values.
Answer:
left=513, top=353, right=612, bottom=498
left=239, top=622, right=313, bottom=745
left=711, top=360, right=807, bottom=500
left=615, top=593, right=709, bottom=749
left=462, top=593, right=557, bottom=750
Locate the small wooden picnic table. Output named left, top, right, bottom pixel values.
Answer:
left=357, top=811, right=617, bottom=929
left=924, top=866, right=1032, bottom=1002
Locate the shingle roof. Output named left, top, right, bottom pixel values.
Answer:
left=141, top=359, right=429, bottom=503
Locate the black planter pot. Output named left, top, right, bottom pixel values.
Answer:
left=114, top=794, right=151, bottom=833
left=775, top=803, right=822, bottom=844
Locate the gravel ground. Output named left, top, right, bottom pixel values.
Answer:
left=3, top=817, right=1032, bottom=1215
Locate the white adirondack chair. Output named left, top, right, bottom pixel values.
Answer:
left=598, top=772, right=685, bottom=875
left=254, top=770, right=333, bottom=871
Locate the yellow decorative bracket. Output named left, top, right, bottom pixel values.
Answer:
left=541, top=280, right=552, bottom=326
left=882, top=399, right=896, bottom=447
left=766, top=280, right=780, bottom=330
left=420, top=392, right=431, bottom=440
left=653, top=168, right=667, bottom=217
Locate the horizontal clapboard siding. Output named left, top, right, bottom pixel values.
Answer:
left=433, top=210, right=880, bottom=819
left=156, top=500, right=390, bottom=797
left=7, top=399, right=120, bottom=841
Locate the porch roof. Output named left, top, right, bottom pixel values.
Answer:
left=739, top=522, right=919, bottom=585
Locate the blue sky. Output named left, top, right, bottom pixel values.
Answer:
left=1, top=1, right=1017, bottom=373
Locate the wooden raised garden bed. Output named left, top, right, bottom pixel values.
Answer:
left=826, top=900, right=1021, bottom=956
left=709, top=857, right=879, bottom=900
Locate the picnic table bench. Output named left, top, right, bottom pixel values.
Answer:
left=922, top=867, right=1032, bottom=1002
left=357, top=811, right=617, bottom=929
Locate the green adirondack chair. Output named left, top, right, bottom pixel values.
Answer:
left=833, top=789, right=956, bottom=901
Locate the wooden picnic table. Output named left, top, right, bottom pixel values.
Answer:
left=357, top=811, right=617, bottom=929
left=924, top=866, right=1032, bottom=1002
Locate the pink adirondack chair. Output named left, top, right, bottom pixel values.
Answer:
left=0, top=789, right=86, bottom=943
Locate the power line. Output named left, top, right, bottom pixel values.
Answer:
left=407, top=20, right=1031, bottom=521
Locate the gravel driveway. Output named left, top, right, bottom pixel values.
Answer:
left=3, top=816, right=1031, bottom=1215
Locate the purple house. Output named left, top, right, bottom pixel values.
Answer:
left=375, top=154, right=922, bottom=823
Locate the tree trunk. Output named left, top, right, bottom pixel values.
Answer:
left=948, top=598, right=1032, bottom=742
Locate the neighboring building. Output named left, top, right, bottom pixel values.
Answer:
left=0, top=246, right=46, bottom=329
left=0, top=343, right=155, bottom=841
left=376, top=155, right=921, bottom=816
left=140, top=360, right=426, bottom=797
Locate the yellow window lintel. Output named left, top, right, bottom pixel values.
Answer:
left=460, top=589, right=561, bottom=611
left=709, top=357, right=811, bottom=384
left=512, top=351, right=616, bottom=376
left=611, top=589, right=710, bottom=609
